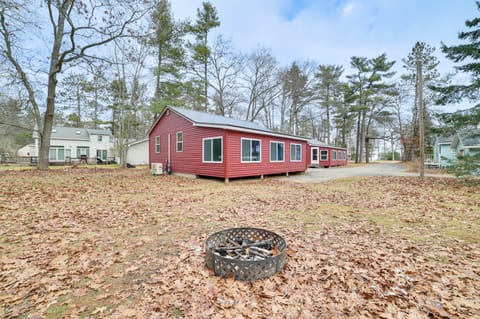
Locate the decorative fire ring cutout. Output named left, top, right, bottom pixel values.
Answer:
left=205, top=227, right=287, bottom=281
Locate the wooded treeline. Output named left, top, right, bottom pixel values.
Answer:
left=1, top=0, right=479, bottom=169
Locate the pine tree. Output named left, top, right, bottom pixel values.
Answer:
left=150, top=0, right=187, bottom=114
left=434, top=1, right=480, bottom=175
left=402, top=42, right=440, bottom=173
left=189, top=2, right=220, bottom=111
left=348, top=54, right=396, bottom=163
left=314, top=64, right=344, bottom=144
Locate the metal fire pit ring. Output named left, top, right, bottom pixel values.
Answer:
left=205, top=227, right=287, bottom=281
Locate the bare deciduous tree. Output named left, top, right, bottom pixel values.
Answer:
left=0, top=0, right=150, bottom=169
left=242, top=48, right=280, bottom=123
left=208, top=36, right=243, bottom=116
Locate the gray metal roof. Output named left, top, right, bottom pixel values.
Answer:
left=170, top=106, right=272, bottom=133
left=308, top=139, right=347, bottom=149
left=459, top=129, right=480, bottom=147
left=86, top=128, right=111, bottom=136
left=435, top=135, right=453, bottom=144
left=51, top=126, right=110, bottom=141
left=308, top=139, right=329, bottom=147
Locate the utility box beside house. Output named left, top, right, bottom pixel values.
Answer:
left=151, top=163, right=163, bottom=175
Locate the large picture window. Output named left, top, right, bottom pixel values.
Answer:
left=203, top=137, right=223, bottom=163
left=290, top=143, right=302, bottom=161
left=49, top=146, right=65, bottom=161
left=320, top=150, right=328, bottom=161
left=241, top=138, right=261, bottom=162
left=77, top=146, right=90, bottom=158
left=270, top=141, right=284, bottom=162
left=155, top=136, right=161, bottom=153
left=176, top=132, right=183, bottom=152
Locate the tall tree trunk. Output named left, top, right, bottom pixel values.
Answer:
left=359, top=110, right=366, bottom=163
left=76, top=86, right=81, bottom=126
left=355, top=111, right=361, bottom=163
left=417, top=59, right=425, bottom=177
left=204, top=57, right=208, bottom=111
left=326, top=87, right=330, bottom=144
left=39, top=4, right=67, bottom=170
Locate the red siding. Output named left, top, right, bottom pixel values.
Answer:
left=307, top=144, right=348, bottom=167
left=149, top=111, right=226, bottom=178
left=149, top=109, right=308, bottom=179
left=225, top=131, right=307, bottom=179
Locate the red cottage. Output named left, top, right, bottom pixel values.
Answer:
left=149, top=107, right=309, bottom=182
left=307, top=140, right=348, bottom=168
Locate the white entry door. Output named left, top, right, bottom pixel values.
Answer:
left=311, top=147, right=319, bottom=166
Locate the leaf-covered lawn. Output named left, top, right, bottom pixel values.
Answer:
left=0, top=169, right=479, bottom=318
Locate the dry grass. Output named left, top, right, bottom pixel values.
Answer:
left=0, top=168, right=479, bottom=318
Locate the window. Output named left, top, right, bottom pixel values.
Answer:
left=97, top=135, right=103, bottom=142
left=77, top=146, right=90, bottom=158
left=320, top=150, right=328, bottom=161
left=332, top=150, right=337, bottom=160
left=155, top=136, right=161, bottom=153
left=270, top=141, right=284, bottom=162
left=203, top=137, right=223, bottom=163
left=241, top=138, right=261, bottom=162
left=96, top=150, right=107, bottom=161
left=176, top=132, right=183, bottom=152
left=65, top=148, right=71, bottom=159
left=290, top=144, right=302, bottom=161
left=49, top=146, right=65, bottom=161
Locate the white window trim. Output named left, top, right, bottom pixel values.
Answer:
left=202, top=136, right=223, bottom=163
left=269, top=141, right=285, bottom=163
left=77, top=146, right=90, bottom=157
left=176, top=131, right=183, bottom=152
left=290, top=143, right=302, bottom=162
left=49, top=146, right=65, bottom=161
left=320, top=149, right=328, bottom=161
left=241, top=137, right=262, bottom=163
left=332, top=150, right=337, bottom=160
left=155, top=136, right=161, bottom=154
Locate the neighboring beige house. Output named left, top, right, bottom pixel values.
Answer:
left=127, top=138, right=149, bottom=165
left=18, top=126, right=114, bottom=163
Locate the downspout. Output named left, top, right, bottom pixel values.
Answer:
left=224, top=130, right=229, bottom=183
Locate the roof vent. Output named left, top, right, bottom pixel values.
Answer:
left=52, top=129, right=57, bottom=133
left=76, top=130, right=81, bottom=135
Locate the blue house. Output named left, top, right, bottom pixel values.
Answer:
left=451, top=129, right=480, bottom=158
left=433, top=135, right=456, bottom=168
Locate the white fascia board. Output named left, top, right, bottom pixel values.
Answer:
left=51, top=137, right=90, bottom=142
left=128, top=138, right=149, bottom=147
left=192, top=123, right=309, bottom=142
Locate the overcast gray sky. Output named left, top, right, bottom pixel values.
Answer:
left=172, top=0, right=476, bottom=76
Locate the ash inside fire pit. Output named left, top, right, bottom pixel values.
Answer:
left=205, top=227, right=287, bottom=281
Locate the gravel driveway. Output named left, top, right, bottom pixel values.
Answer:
left=279, top=161, right=451, bottom=183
